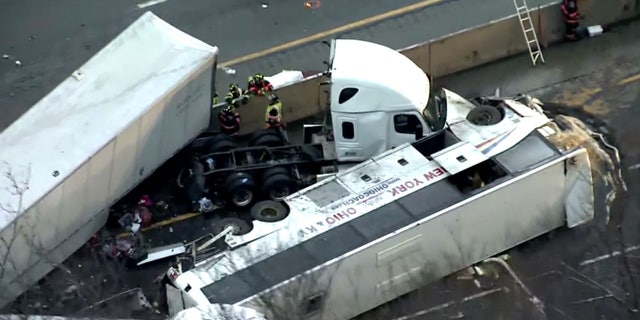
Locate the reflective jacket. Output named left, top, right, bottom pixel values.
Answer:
left=265, top=101, right=283, bottom=127
left=248, top=80, right=274, bottom=96
left=561, top=0, right=580, bottom=24
left=218, top=111, right=241, bottom=130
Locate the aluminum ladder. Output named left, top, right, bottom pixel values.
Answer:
left=513, top=0, right=545, bottom=66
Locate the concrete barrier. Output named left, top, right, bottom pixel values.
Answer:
left=214, top=0, right=639, bottom=135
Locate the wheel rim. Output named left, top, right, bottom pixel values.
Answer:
left=223, top=223, right=241, bottom=234
left=474, top=111, right=494, bottom=125
left=260, top=207, right=279, bottom=219
left=232, top=189, right=253, bottom=207
left=269, top=185, right=291, bottom=200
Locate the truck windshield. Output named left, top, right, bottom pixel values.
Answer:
left=422, top=87, right=448, bottom=132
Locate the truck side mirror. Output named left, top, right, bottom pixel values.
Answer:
left=414, top=124, right=423, bottom=141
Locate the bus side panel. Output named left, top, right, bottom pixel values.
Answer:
left=265, top=159, right=569, bottom=320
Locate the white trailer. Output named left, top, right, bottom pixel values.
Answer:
left=0, top=12, right=218, bottom=307
left=168, top=119, right=595, bottom=319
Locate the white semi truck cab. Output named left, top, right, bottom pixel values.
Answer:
left=323, top=39, right=444, bottom=162
left=311, top=39, right=549, bottom=163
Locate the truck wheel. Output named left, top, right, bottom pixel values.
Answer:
left=261, top=173, right=295, bottom=201
left=252, top=133, right=284, bottom=147
left=225, top=172, right=256, bottom=207
left=261, top=166, right=290, bottom=181
left=250, top=200, right=288, bottom=222
left=248, top=129, right=284, bottom=147
left=301, top=145, right=323, bottom=162
left=466, top=105, right=503, bottom=126
left=206, top=135, right=237, bottom=153
left=213, top=217, right=252, bottom=236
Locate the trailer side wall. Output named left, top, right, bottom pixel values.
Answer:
left=0, top=60, right=214, bottom=308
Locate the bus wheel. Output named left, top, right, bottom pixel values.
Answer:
left=224, top=172, right=256, bottom=208
left=213, top=217, right=252, bottom=236
left=250, top=200, right=289, bottom=222
left=466, top=105, right=503, bottom=126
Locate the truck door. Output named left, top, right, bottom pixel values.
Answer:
left=388, top=112, right=428, bottom=149
left=335, top=117, right=364, bottom=161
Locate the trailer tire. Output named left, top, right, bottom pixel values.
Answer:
left=261, top=173, right=295, bottom=201
left=466, top=105, right=503, bottom=126
left=250, top=200, right=288, bottom=222
left=225, top=172, right=256, bottom=208
left=206, top=136, right=237, bottom=153
left=248, top=129, right=284, bottom=147
left=261, top=166, right=290, bottom=182
left=301, top=145, right=323, bottom=162
left=213, top=217, right=252, bottom=236
left=252, top=133, right=284, bottom=148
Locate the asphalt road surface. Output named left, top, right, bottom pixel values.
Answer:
left=2, top=0, right=638, bottom=319
left=0, top=0, right=559, bottom=130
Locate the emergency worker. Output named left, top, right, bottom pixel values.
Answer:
left=213, top=91, right=220, bottom=105
left=218, top=105, right=241, bottom=135
left=225, top=83, right=249, bottom=106
left=248, top=73, right=274, bottom=96
left=265, top=94, right=284, bottom=129
left=561, top=0, right=581, bottom=40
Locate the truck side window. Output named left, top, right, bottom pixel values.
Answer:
left=342, top=121, right=355, bottom=139
left=394, top=114, right=419, bottom=134
left=338, top=87, right=359, bottom=104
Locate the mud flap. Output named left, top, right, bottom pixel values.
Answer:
left=564, top=149, right=595, bottom=228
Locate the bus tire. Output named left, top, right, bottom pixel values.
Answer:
left=250, top=200, right=289, bottom=222
left=466, top=105, right=503, bottom=126
left=225, top=172, right=256, bottom=208
left=213, top=217, right=252, bottom=236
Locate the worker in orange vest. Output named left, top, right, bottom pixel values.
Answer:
left=561, top=0, right=581, bottom=40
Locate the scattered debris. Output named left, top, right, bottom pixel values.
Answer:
left=305, top=0, right=321, bottom=9
left=261, top=3, right=268, bottom=8
left=15, top=60, right=22, bottom=67
left=222, top=66, right=236, bottom=75
left=547, top=114, right=627, bottom=223
left=28, top=35, right=36, bottom=41
left=2, top=54, right=9, bottom=59
left=628, top=163, right=640, bottom=171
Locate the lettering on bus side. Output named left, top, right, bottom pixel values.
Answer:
left=299, top=207, right=359, bottom=236
left=389, top=167, right=447, bottom=197
left=329, top=177, right=400, bottom=211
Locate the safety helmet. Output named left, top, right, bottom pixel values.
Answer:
left=229, top=83, right=237, bottom=90
left=268, top=93, right=278, bottom=102
left=222, top=105, right=234, bottom=113
left=255, top=73, right=264, bottom=81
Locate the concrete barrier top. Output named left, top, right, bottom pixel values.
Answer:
left=212, top=0, right=638, bottom=135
